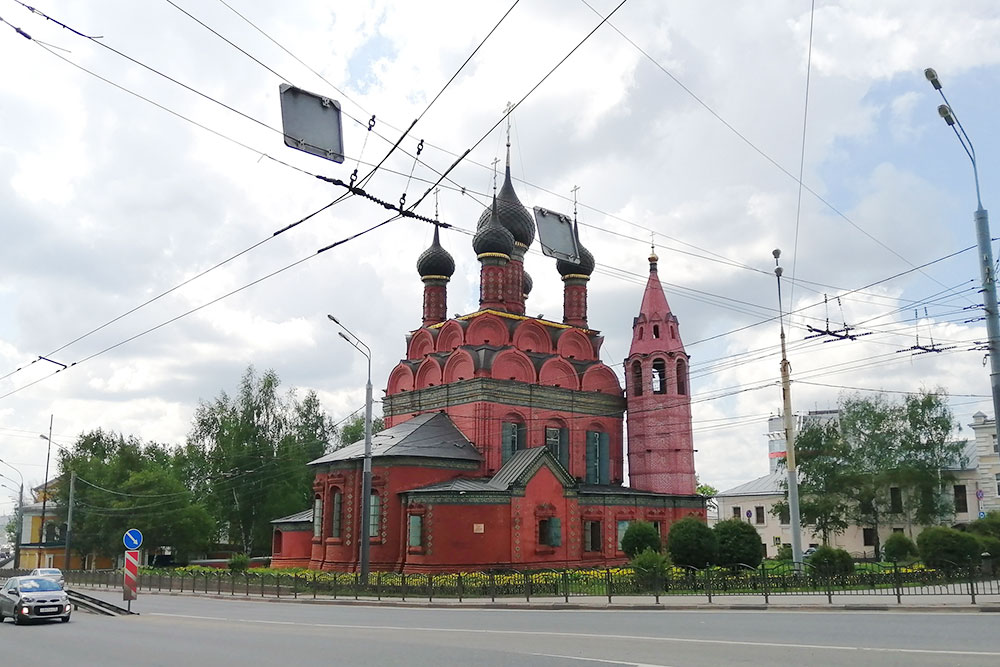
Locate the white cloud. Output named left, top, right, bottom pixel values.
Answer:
left=1, top=0, right=998, bottom=496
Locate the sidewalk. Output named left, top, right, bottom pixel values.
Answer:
left=66, top=584, right=1000, bottom=612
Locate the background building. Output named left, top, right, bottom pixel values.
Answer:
left=716, top=410, right=988, bottom=558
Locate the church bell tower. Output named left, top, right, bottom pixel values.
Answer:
left=625, top=252, right=696, bottom=495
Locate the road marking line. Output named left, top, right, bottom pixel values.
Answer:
left=146, top=613, right=1000, bottom=656
left=531, top=653, right=672, bottom=666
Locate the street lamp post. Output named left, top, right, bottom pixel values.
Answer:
left=0, top=463, right=23, bottom=568
left=925, top=68, right=1000, bottom=445
left=327, top=314, right=373, bottom=583
left=38, top=415, right=54, bottom=549
left=773, top=249, right=803, bottom=569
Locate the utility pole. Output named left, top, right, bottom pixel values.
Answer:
left=63, top=471, right=75, bottom=571
left=774, top=249, right=803, bottom=568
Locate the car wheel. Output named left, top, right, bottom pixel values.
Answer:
left=12, top=613, right=22, bottom=626
left=61, top=615, right=70, bottom=623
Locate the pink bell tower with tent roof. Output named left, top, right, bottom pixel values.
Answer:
left=625, top=251, right=697, bottom=495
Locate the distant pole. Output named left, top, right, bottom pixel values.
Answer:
left=774, top=250, right=803, bottom=569
left=925, top=68, right=1000, bottom=443
left=0, top=460, right=24, bottom=568
left=39, top=414, right=54, bottom=549
left=64, top=471, right=76, bottom=571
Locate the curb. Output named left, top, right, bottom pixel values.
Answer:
left=66, top=586, right=998, bottom=613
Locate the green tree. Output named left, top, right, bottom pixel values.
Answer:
left=621, top=521, right=662, bottom=559
left=185, top=366, right=335, bottom=555
left=787, top=391, right=965, bottom=559
left=55, top=429, right=213, bottom=561
left=666, top=517, right=717, bottom=568
left=4, top=516, right=15, bottom=545
left=339, top=414, right=385, bottom=448
left=713, top=519, right=763, bottom=568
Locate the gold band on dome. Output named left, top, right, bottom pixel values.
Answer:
left=561, top=274, right=591, bottom=281
left=477, top=252, right=511, bottom=260
left=421, top=275, right=451, bottom=282
left=514, top=241, right=528, bottom=249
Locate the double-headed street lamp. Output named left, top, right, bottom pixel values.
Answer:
left=327, top=314, right=373, bottom=583
left=0, top=461, right=24, bottom=568
left=925, top=68, right=1000, bottom=445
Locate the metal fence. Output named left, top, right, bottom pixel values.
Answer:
left=21, top=558, right=993, bottom=605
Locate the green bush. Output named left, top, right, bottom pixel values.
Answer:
left=807, top=545, right=854, bottom=575
left=666, top=517, right=717, bottom=568
left=968, top=511, right=1000, bottom=540
left=228, top=553, right=251, bottom=572
left=631, top=547, right=671, bottom=591
left=882, top=532, right=918, bottom=563
left=713, top=519, right=763, bottom=568
left=775, top=543, right=792, bottom=560
left=621, top=521, right=662, bottom=559
left=974, top=534, right=1000, bottom=560
left=916, top=526, right=981, bottom=569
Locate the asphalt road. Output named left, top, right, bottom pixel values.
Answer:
left=2, top=593, right=1000, bottom=666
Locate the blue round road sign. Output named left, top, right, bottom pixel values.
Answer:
left=123, top=528, right=143, bottom=549
left=980, top=512, right=987, bottom=519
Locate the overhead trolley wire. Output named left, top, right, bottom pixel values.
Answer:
left=576, top=0, right=975, bottom=309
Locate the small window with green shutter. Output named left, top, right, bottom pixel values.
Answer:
left=585, top=431, right=600, bottom=483
left=408, top=514, right=423, bottom=548
left=330, top=489, right=342, bottom=538
left=538, top=517, right=562, bottom=547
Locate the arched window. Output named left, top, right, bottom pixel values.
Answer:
left=369, top=491, right=381, bottom=539
left=652, top=359, right=667, bottom=394
left=653, top=324, right=660, bottom=339
left=638, top=326, right=643, bottom=340
left=676, top=359, right=688, bottom=395
left=273, top=530, right=283, bottom=554
left=313, top=495, right=323, bottom=538
left=631, top=361, right=643, bottom=397
left=501, top=418, right=527, bottom=464
left=330, top=488, right=343, bottom=538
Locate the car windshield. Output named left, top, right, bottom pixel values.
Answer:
left=39, top=569, right=61, bottom=575
left=19, top=578, right=62, bottom=592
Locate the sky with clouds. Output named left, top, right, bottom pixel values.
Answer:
left=2, top=0, right=1000, bottom=515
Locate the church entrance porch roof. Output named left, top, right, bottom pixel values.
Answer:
left=307, top=411, right=482, bottom=465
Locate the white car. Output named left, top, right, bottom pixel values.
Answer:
left=29, top=568, right=65, bottom=588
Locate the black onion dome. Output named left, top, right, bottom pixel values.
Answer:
left=473, top=196, right=514, bottom=257
left=557, top=223, right=595, bottom=277
left=416, top=226, right=455, bottom=278
left=477, top=166, right=535, bottom=248
left=522, top=270, right=533, bottom=296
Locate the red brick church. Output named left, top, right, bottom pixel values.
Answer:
left=271, top=151, right=705, bottom=572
